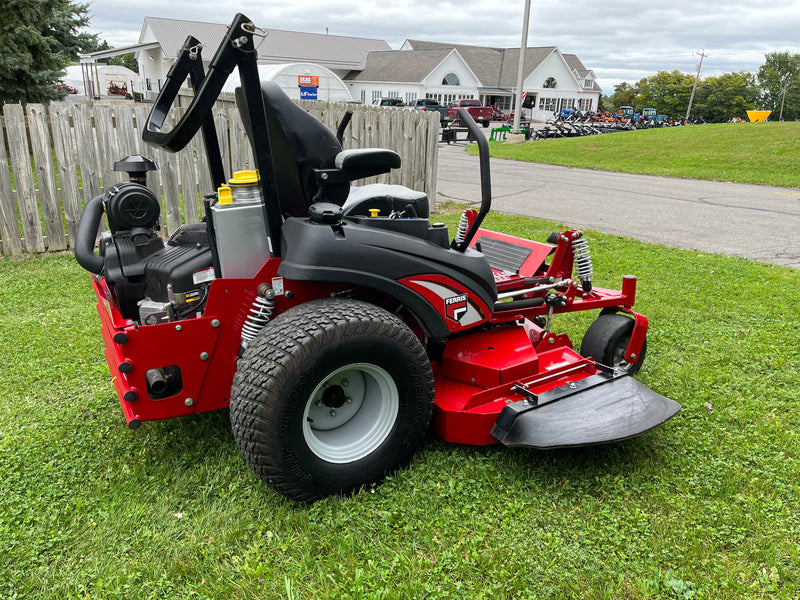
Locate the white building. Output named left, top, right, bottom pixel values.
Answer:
left=346, top=41, right=601, bottom=121
left=78, top=16, right=601, bottom=120
left=134, top=17, right=389, bottom=99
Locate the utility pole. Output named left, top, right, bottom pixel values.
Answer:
left=685, top=50, right=707, bottom=122
left=779, top=85, right=787, bottom=121
left=512, top=0, right=532, bottom=135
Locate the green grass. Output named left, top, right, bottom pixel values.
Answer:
left=1, top=214, right=799, bottom=598
left=479, top=122, right=800, bottom=188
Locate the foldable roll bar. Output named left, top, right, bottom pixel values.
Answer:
left=142, top=13, right=284, bottom=257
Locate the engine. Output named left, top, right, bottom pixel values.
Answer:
left=76, top=155, right=215, bottom=324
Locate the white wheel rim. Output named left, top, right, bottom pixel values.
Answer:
left=302, top=363, right=399, bottom=463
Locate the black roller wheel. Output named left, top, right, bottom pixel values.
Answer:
left=580, top=313, right=647, bottom=375
left=230, top=298, right=435, bottom=502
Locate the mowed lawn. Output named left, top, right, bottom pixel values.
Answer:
left=1, top=203, right=799, bottom=597
left=479, top=121, right=800, bottom=189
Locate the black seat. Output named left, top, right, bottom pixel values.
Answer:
left=235, top=82, right=429, bottom=218
left=236, top=83, right=348, bottom=216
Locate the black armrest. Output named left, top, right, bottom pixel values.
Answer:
left=334, top=148, right=401, bottom=171
left=315, top=149, right=402, bottom=184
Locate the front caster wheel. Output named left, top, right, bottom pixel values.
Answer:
left=580, top=313, right=647, bottom=375
left=230, top=298, right=434, bottom=502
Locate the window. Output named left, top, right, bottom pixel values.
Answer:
left=538, top=97, right=557, bottom=111
left=387, top=91, right=400, bottom=98
left=578, top=98, right=593, bottom=110
left=442, top=72, right=460, bottom=86
left=543, top=77, right=557, bottom=89
left=372, top=90, right=383, bottom=101
left=584, top=79, right=594, bottom=88
left=360, top=90, right=366, bottom=103
left=405, top=92, right=417, bottom=104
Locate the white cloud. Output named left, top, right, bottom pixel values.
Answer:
left=87, top=0, right=800, bottom=93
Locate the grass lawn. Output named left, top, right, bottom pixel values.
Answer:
left=1, top=209, right=799, bottom=599
left=479, top=122, right=800, bottom=189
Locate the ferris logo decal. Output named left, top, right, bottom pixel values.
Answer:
left=445, top=294, right=468, bottom=322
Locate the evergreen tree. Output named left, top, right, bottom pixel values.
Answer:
left=0, top=0, right=98, bottom=104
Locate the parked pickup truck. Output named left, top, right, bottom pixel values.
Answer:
left=409, top=98, right=448, bottom=123
left=447, top=99, right=494, bottom=128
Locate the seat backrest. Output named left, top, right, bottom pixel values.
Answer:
left=235, top=82, right=349, bottom=217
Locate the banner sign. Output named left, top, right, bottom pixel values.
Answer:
left=300, top=87, right=318, bottom=100
left=298, top=75, right=319, bottom=88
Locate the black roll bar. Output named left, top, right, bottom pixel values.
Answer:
left=142, top=13, right=284, bottom=257
left=451, top=108, right=491, bottom=252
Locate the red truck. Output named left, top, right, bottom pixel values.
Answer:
left=447, top=99, right=493, bottom=128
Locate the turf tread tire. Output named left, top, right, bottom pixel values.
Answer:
left=230, top=298, right=434, bottom=502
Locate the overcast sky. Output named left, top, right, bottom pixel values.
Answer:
left=86, top=0, right=800, bottom=93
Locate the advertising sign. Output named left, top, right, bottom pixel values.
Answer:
left=298, top=75, right=319, bottom=88
left=300, top=87, right=318, bottom=100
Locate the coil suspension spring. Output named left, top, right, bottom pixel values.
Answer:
left=241, top=285, right=275, bottom=346
left=454, top=210, right=469, bottom=244
left=572, top=235, right=594, bottom=292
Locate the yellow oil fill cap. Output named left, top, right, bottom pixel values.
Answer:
left=229, top=170, right=259, bottom=186
left=369, top=208, right=380, bottom=218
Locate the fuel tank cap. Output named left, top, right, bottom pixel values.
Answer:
left=308, top=202, right=343, bottom=225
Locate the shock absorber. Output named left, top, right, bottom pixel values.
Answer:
left=572, top=234, right=593, bottom=292
left=240, top=283, right=275, bottom=349
left=454, top=210, right=470, bottom=245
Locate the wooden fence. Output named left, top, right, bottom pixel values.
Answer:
left=0, top=98, right=440, bottom=256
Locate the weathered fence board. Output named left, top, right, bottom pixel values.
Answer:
left=49, top=103, right=83, bottom=244
left=28, top=104, right=67, bottom=251
left=0, top=98, right=440, bottom=256
left=5, top=104, right=45, bottom=252
left=0, top=116, right=22, bottom=255
left=72, top=105, right=101, bottom=202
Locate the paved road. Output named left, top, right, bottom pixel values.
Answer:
left=435, top=142, right=800, bottom=269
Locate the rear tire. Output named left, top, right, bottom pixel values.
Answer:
left=580, top=313, right=646, bottom=375
left=230, top=298, right=434, bottom=502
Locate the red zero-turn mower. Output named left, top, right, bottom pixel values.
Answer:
left=74, top=14, right=680, bottom=502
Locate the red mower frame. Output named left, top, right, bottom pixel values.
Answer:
left=76, top=13, right=679, bottom=501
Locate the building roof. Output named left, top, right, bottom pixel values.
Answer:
left=404, top=40, right=561, bottom=88
left=402, top=40, right=601, bottom=91
left=343, top=49, right=454, bottom=82
left=140, top=17, right=391, bottom=71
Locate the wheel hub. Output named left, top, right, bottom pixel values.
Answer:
left=322, top=385, right=347, bottom=409
left=302, top=364, right=399, bottom=463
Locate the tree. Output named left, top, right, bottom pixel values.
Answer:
left=692, top=72, right=759, bottom=122
left=107, top=53, right=139, bottom=74
left=610, top=82, right=636, bottom=111
left=634, top=70, right=695, bottom=118
left=757, top=52, right=800, bottom=120
left=0, top=0, right=98, bottom=104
